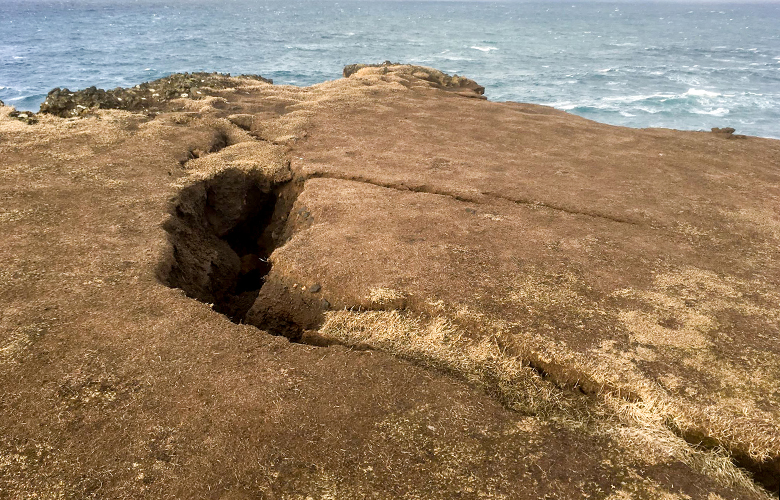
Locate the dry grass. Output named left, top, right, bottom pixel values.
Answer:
left=319, top=309, right=565, bottom=417
left=318, top=309, right=772, bottom=497
left=599, top=393, right=769, bottom=497
left=610, top=267, right=780, bottom=462
left=181, top=140, right=291, bottom=185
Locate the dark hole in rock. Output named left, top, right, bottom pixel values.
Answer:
left=156, top=169, right=780, bottom=493
left=157, top=167, right=310, bottom=341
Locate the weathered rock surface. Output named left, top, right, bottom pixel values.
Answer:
left=1, top=65, right=778, bottom=498
left=7, top=109, right=38, bottom=124
left=344, top=61, right=486, bottom=97
left=39, top=72, right=272, bottom=117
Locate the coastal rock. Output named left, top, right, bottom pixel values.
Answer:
left=8, top=110, right=38, bottom=125
left=39, top=72, right=272, bottom=117
left=1, top=65, right=778, bottom=498
left=712, top=127, right=736, bottom=135
left=344, top=61, right=486, bottom=97
left=711, top=126, right=745, bottom=139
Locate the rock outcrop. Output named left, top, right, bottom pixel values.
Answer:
left=1, top=64, right=779, bottom=499
left=344, top=61, right=486, bottom=97
left=39, top=72, right=272, bottom=117
left=7, top=110, right=38, bottom=124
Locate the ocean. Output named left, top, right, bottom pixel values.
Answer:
left=1, top=0, right=779, bottom=138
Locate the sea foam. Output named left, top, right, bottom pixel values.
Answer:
left=685, top=88, right=720, bottom=98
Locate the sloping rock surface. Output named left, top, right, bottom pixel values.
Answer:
left=343, top=61, right=486, bottom=97
left=1, top=65, right=778, bottom=498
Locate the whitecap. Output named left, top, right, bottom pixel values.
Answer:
left=549, top=101, right=576, bottom=110
left=470, top=46, right=497, bottom=52
left=603, top=93, right=675, bottom=103
left=691, top=107, right=729, bottom=116
left=619, top=111, right=636, bottom=117
left=685, top=88, right=720, bottom=98
left=635, top=106, right=662, bottom=114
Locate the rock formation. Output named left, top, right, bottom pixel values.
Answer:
left=39, top=72, right=272, bottom=117
left=1, top=64, right=779, bottom=499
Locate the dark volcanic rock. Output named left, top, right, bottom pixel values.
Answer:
left=39, top=72, right=273, bottom=117
left=8, top=110, right=38, bottom=125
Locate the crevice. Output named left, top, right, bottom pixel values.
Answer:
left=479, top=190, right=641, bottom=226
left=305, top=171, right=640, bottom=225
left=667, top=422, right=780, bottom=494
left=178, top=128, right=232, bottom=167
left=156, top=166, right=773, bottom=495
left=157, top=167, right=309, bottom=340
left=499, top=335, right=776, bottom=493
left=305, top=171, right=482, bottom=204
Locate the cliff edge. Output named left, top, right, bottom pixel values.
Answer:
left=1, top=65, right=779, bottom=499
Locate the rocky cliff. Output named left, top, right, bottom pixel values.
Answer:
left=1, top=64, right=778, bottom=499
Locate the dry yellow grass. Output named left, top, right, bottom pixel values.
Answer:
left=318, top=308, right=771, bottom=497
left=319, top=309, right=564, bottom=416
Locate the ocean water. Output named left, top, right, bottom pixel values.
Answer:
left=1, top=0, right=779, bottom=138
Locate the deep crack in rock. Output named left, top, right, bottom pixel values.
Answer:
left=156, top=167, right=777, bottom=496
left=157, top=168, right=310, bottom=341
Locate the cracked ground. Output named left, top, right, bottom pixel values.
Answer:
left=1, top=65, right=779, bottom=499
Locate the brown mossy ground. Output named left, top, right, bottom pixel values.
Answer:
left=1, top=65, right=778, bottom=498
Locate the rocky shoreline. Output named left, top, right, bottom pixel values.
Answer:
left=39, top=72, right=273, bottom=117
left=1, top=64, right=778, bottom=499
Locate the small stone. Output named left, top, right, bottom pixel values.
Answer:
left=712, top=127, right=736, bottom=135
left=309, top=284, right=321, bottom=293
left=320, top=299, right=330, bottom=310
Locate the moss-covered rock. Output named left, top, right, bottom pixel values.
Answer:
left=39, top=72, right=272, bottom=117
